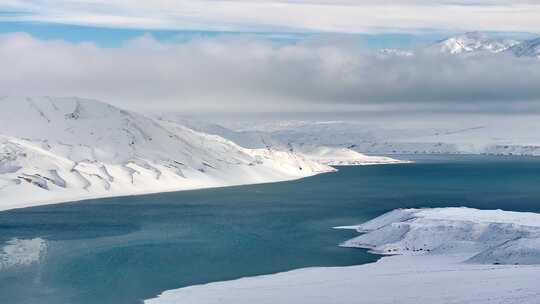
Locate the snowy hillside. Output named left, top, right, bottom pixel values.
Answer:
left=434, top=32, right=519, bottom=54
left=340, top=207, right=540, bottom=264
left=291, top=145, right=407, bottom=166
left=156, top=115, right=407, bottom=165
left=0, top=97, right=333, bottom=211
left=147, top=207, right=540, bottom=304
left=156, top=114, right=287, bottom=151
left=214, top=118, right=540, bottom=156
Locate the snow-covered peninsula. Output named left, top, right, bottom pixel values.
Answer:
left=0, top=97, right=405, bottom=211
left=147, top=207, right=540, bottom=304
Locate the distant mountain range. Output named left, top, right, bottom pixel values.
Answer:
left=383, top=32, right=540, bottom=58
left=434, top=32, right=520, bottom=54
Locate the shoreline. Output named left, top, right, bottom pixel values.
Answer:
left=0, top=170, right=332, bottom=213
left=146, top=253, right=540, bottom=304
left=369, top=152, right=540, bottom=158
left=146, top=207, right=540, bottom=304
left=0, top=159, right=412, bottom=213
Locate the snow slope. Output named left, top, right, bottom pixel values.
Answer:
left=216, top=117, right=540, bottom=156
left=340, top=208, right=540, bottom=264
left=292, top=145, right=408, bottom=166
left=0, top=97, right=334, bottom=211
left=147, top=208, right=540, bottom=304
left=156, top=115, right=408, bottom=165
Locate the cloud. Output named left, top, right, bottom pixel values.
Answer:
left=1, top=1, right=540, bottom=33
left=1, top=32, right=540, bottom=113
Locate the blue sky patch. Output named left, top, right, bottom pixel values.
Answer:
left=0, top=21, right=456, bottom=49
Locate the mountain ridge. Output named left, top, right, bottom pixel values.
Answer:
left=434, top=32, right=520, bottom=54
left=380, top=31, right=540, bottom=58
left=0, top=96, right=334, bottom=211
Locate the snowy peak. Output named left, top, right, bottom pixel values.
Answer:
left=431, top=32, right=540, bottom=58
left=511, top=37, right=540, bottom=58
left=435, top=32, right=520, bottom=54
left=384, top=32, right=540, bottom=59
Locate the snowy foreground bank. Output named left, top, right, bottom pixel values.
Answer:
left=147, top=207, right=540, bottom=304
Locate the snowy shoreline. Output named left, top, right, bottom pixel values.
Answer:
left=0, top=171, right=329, bottom=212
left=146, top=207, right=540, bottom=304
left=0, top=156, right=411, bottom=212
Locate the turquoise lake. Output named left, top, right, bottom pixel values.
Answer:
left=2, top=155, right=540, bottom=304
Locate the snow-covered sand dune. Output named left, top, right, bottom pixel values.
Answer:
left=0, top=96, right=337, bottom=211
left=147, top=207, right=540, bottom=304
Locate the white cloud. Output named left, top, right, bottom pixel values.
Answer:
left=1, top=32, right=540, bottom=113
left=2, top=0, right=540, bottom=33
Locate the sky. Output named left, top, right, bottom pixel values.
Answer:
left=1, top=1, right=540, bottom=113
left=2, top=0, right=540, bottom=34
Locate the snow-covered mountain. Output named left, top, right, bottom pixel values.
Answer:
left=155, top=114, right=287, bottom=151
left=156, top=115, right=407, bottom=166
left=211, top=118, right=540, bottom=157
left=511, top=37, right=540, bottom=58
left=381, top=31, right=540, bottom=58
left=433, top=32, right=520, bottom=54
left=0, top=97, right=334, bottom=211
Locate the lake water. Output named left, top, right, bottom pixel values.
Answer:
left=2, top=155, right=540, bottom=304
